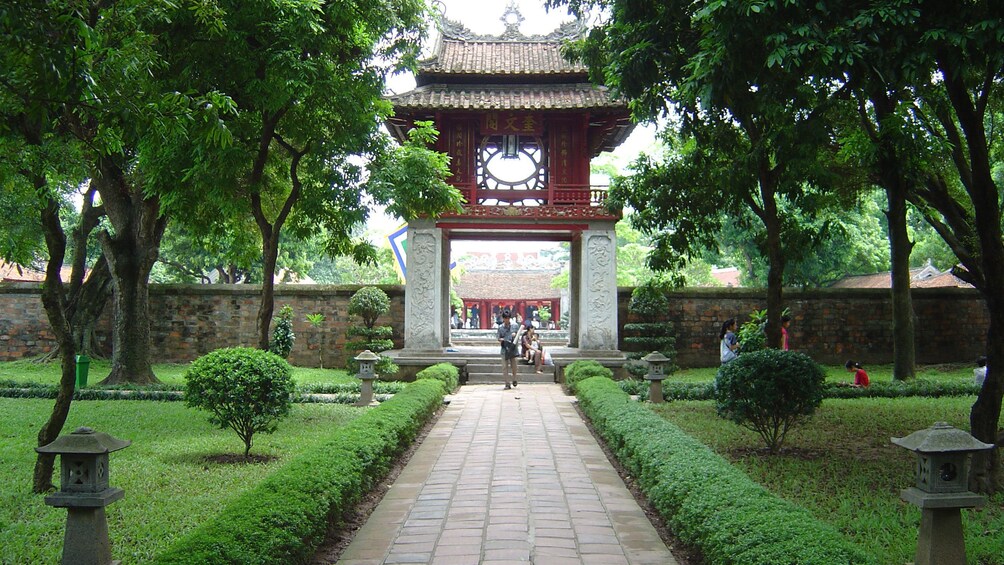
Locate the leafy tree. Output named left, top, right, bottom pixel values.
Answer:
left=552, top=0, right=860, bottom=354
left=715, top=349, right=826, bottom=453
left=309, top=247, right=401, bottom=285
left=162, top=0, right=460, bottom=351
left=184, top=347, right=295, bottom=457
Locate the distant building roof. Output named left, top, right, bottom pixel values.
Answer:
left=454, top=269, right=561, bottom=301
left=711, top=267, right=740, bottom=287
left=0, top=261, right=69, bottom=283
left=418, top=39, right=587, bottom=79
left=830, top=262, right=973, bottom=289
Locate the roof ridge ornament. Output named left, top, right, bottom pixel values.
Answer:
left=437, top=2, right=586, bottom=43
left=500, top=1, right=525, bottom=40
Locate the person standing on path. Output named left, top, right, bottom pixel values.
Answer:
left=498, top=309, right=521, bottom=389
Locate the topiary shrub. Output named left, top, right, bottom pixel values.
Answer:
left=714, top=349, right=825, bottom=453
left=345, top=287, right=397, bottom=376
left=184, top=347, right=295, bottom=457
left=623, top=280, right=678, bottom=379
left=348, top=286, right=391, bottom=328
left=564, top=359, right=613, bottom=393
left=268, top=305, right=295, bottom=359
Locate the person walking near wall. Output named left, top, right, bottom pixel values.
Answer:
left=498, top=310, right=520, bottom=389
left=720, top=318, right=739, bottom=364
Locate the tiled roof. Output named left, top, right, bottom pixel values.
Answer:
left=421, top=39, right=586, bottom=77
left=388, top=83, right=624, bottom=111
left=830, top=265, right=973, bottom=289
left=454, top=270, right=562, bottom=301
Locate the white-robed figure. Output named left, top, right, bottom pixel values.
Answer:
left=497, top=310, right=521, bottom=390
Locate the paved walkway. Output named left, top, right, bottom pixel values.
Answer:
left=337, top=384, right=678, bottom=565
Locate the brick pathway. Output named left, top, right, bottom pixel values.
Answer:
left=336, top=384, right=678, bottom=565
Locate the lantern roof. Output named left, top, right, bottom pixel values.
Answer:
left=35, top=427, right=131, bottom=455
left=892, top=422, right=994, bottom=454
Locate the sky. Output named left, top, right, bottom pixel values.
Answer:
left=371, top=0, right=658, bottom=253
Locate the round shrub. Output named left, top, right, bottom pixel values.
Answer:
left=714, top=349, right=825, bottom=453
left=348, top=286, right=391, bottom=329
left=564, top=359, right=614, bottom=393
left=628, top=280, right=670, bottom=322
left=185, top=347, right=295, bottom=457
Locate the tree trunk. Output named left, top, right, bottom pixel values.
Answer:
left=257, top=236, right=279, bottom=350
left=872, top=94, right=916, bottom=380
left=93, top=160, right=166, bottom=385
left=759, top=176, right=784, bottom=349
left=970, top=294, right=1004, bottom=492
left=32, top=194, right=78, bottom=493
left=884, top=184, right=916, bottom=380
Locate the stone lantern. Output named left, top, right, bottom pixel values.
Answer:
left=36, top=426, right=131, bottom=565
left=641, top=351, right=670, bottom=404
left=354, top=350, right=380, bottom=407
left=892, top=422, right=993, bottom=565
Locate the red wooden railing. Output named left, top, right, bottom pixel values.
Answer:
left=453, top=183, right=609, bottom=207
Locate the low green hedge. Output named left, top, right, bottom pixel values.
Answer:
left=563, top=359, right=613, bottom=393
left=575, top=377, right=875, bottom=565
left=152, top=378, right=446, bottom=564
left=0, top=380, right=408, bottom=403
left=628, top=378, right=978, bottom=402
left=415, top=362, right=460, bottom=391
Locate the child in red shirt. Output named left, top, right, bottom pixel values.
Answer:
left=844, top=360, right=870, bottom=387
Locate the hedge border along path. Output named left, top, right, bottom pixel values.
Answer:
left=151, top=378, right=446, bottom=565
left=575, top=376, right=877, bottom=565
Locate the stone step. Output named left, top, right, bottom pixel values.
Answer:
left=466, top=371, right=555, bottom=384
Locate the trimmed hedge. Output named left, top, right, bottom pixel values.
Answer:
left=152, top=378, right=446, bottom=565
left=415, top=362, right=460, bottom=391
left=563, top=359, right=613, bottom=393
left=0, top=380, right=408, bottom=402
left=575, top=377, right=875, bottom=565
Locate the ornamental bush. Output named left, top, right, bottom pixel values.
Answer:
left=184, top=347, right=295, bottom=456
left=268, top=305, right=295, bottom=358
left=348, top=286, right=391, bottom=329
left=346, top=287, right=397, bottom=375
left=564, top=359, right=613, bottom=393
left=714, top=349, right=825, bottom=453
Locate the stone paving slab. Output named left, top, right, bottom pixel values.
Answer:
left=336, top=384, right=678, bottom=565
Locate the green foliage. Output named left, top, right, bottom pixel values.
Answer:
left=345, top=287, right=396, bottom=375
left=573, top=377, right=874, bottom=564
left=415, top=363, right=460, bottom=392
left=184, top=348, right=295, bottom=456
left=736, top=309, right=768, bottom=354
left=153, top=379, right=445, bottom=565
left=563, top=360, right=613, bottom=393
left=348, top=287, right=392, bottom=329
left=714, top=350, right=826, bottom=453
left=628, top=280, right=670, bottom=322
left=268, top=305, right=296, bottom=359
left=538, top=306, right=552, bottom=324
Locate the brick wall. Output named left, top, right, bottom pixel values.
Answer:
left=0, top=283, right=405, bottom=368
left=1, top=283, right=988, bottom=368
left=618, top=286, right=989, bottom=367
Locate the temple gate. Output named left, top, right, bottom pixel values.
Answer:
left=385, top=4, right=634, bottom=353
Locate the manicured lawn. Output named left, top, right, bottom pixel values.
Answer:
left=0, top=358, right=356, bottom=386
left=652, top=396, right=1004, bottom=565
left=0, top=398, right=365, bottom=564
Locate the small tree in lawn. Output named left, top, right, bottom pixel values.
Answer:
left=345, top=287, right=398, bottom=375
left=184, top=347, right=295, bottom=457
left=623, top=279, right=677, bottom=379
left=714, top=349, right=825, bottom=453
left=268, top=305, right=295, bottom=359
left=306, top=313, right=325, bottom=368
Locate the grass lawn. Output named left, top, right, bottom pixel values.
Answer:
left=0, top=398, right=365, bottom=564
left=0, top=358, right=356, bottom=387
left=652, top=396, right=1004, bottom=564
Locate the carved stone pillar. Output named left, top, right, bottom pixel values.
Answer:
left=404, top=221, right=446, bottom=350
left=577, top=229, right=618, bottom=350
left=568, top=236, right=581, bottom=347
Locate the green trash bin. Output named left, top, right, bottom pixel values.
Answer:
left=75, top=355, right=90, bottom=389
